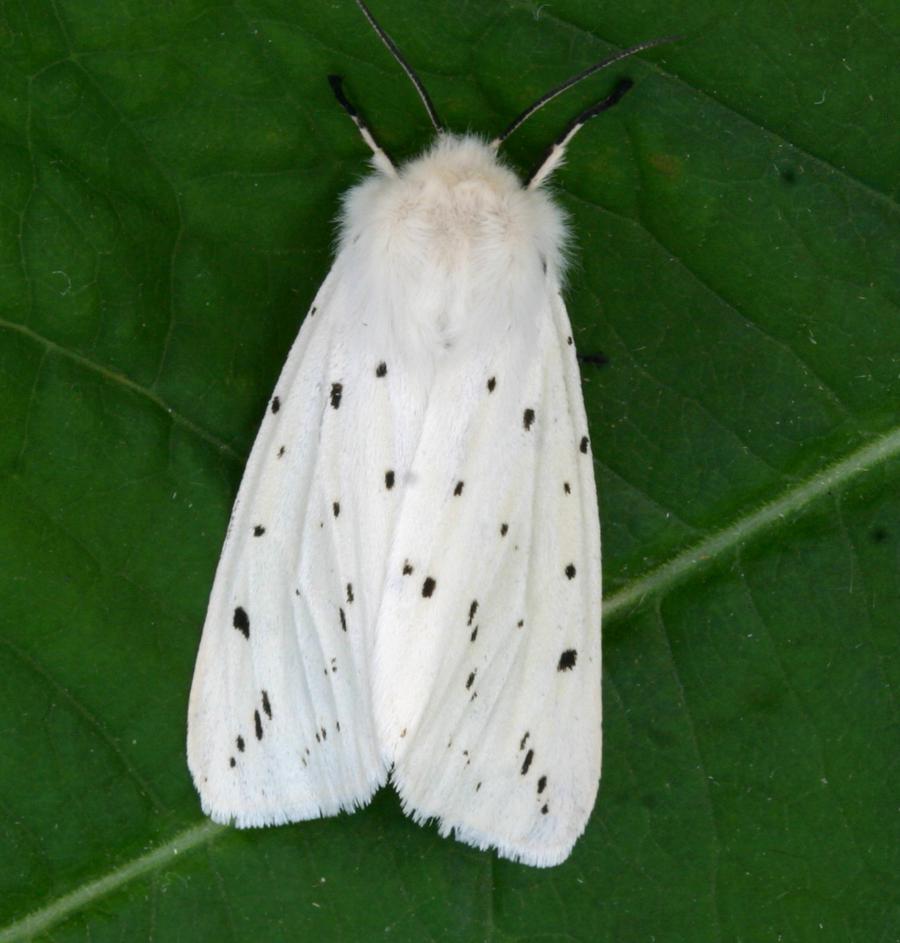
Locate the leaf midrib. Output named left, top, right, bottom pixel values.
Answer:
left=1, top=422, right=898, bottom=942
left=0, top=822, right=224, bottom=943
left=603, top=423, right=900, bottom=619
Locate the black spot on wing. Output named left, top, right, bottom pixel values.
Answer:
left=580, top=436, right=589, bottom=454
left=537, top=775, right=547, bottom=794
left=500, top=522, right=508, bottom=536
left=466, top=669, right=476, bottom=690
left=346, top=582, right=354, bottom=603
left=402, top=560, right=414, bottom=575
left=333, top=501, right=340, bottom=518
left=487, top=376, right=496, bottom=393
left=541, top=803, right=549, bottom=815
left=261, top=690, right=272, bottom=719
left=453, top=480, right=464, bottom=496
left=229, top=756, right=236, bottom=768
left=236, top=735, right=245, bottom=752
left=271, top=396, right=280, bottom=414
left=422, top=577, right=436, bottom=598
left=467, top=600, right=478, bottom=625
left=565, top=563, right=576, bottom=579
left=330, top=382, right=343, bottom=409
left=254, top=710, right=263, bottom=740
left=521, top=749, right=534, bottom=775
left=470, top=625, right=478, bottom=642
left=385, top=470, right=395, bottom=490
left=253, top=525, right=265, bottom=536
left=277, top=445, right=286, bottom=458
left=563, top=481, right=571, bottom=494
left=558, top=649, right=577, bottom=671
left=339, top=607, right=347, bottom=632
left=519, top=731, right=530, bottom=750
left=523, top=408, right=536, bottom=431
left=376, top=361, right=388, bottom=377
left=233, top=607, right=250, bottom=638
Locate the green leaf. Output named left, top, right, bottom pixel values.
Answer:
left=1, top=0, right=897, bottom=940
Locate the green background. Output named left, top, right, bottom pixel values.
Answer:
left=1, top=0, right=897, bottom=940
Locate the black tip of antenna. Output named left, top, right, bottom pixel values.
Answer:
left=570, top=77, right=635, bottom=132
left=328, top=74, right=358, bottom=117
left=605, top=77, right=634, bottom=107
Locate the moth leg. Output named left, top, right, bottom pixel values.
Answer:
left=526, top=78, right=633, bottom=189
left=328, top=74, right=398, bottom=177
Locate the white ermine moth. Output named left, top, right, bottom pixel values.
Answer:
left=187, top=0, right=672, bottom=867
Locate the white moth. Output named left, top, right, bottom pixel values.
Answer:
left=188, top=1, right=671, bottom=867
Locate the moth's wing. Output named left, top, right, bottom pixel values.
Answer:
left=374, top=288, right=602, bottom=867
left=188, top=259, right=399, bottom=825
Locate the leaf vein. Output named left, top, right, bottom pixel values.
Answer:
left=0, top=318, right=241, bottom=464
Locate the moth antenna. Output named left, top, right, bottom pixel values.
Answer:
left=492, top=35, right=679, bottom=148
left=355, top=0, right=444, bottom=133
left=527, top=78, right=632, bottom=188
left=328, top=74, right=398, bottom=176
